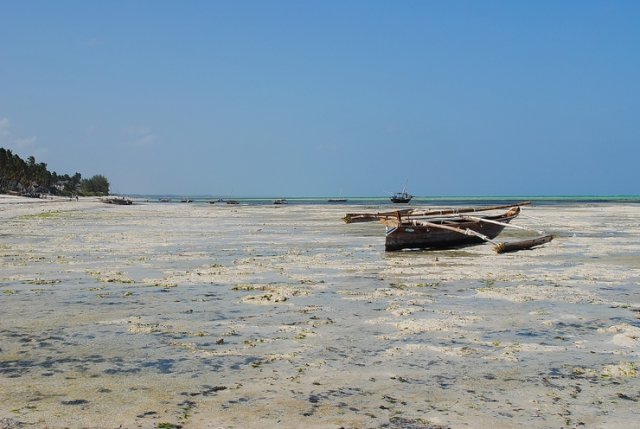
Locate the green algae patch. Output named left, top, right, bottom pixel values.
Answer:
left=20, top=210, right=67, bottom=220
left=603, top=362, right=638, bottom=378
left=87, top=270, right=135, bottom=284
left=22, top=278, right=61, bottom=286
left=157, top=423, right=181, bottom=429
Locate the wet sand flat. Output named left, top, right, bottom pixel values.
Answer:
left=1, top=197, right=639, bottom=428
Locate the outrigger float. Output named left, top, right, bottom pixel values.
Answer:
left=343, top=202, right=553, bottom=253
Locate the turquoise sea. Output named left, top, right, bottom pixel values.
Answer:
left=129, top=194, right=640, bottom=206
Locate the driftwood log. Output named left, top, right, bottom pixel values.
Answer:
left=494, top=234, right=554, bottom=254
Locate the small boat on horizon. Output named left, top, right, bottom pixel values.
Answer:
left=328, top=198, right=348, bottom=203
left=273, top=199, right=288, bottom=205
left=390, top=181, right=413, bottom=203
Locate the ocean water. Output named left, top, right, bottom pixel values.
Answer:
left=129, top=194, right=640, bottom=206
left=1, top=201, right=639, bottom=428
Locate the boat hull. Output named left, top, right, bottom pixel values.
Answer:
left=390, top=197, right=412, bottom=203
left=385, top=211, right=518, bottom=251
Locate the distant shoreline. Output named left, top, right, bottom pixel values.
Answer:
left=121, top=194, right=640, bottom=206
left=3, top=193, right=639, bottom=210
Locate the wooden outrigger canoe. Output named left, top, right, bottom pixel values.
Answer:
left=344, top=202, right=553, bottom=253
left=384, top=206, right=516, bottom=251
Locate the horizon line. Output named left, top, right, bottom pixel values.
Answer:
left=118, top=193, right=640, bottom=200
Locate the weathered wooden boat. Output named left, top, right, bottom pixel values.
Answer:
left=385, top=207, right=519, bottom=251
left=273, top=199, right=288, bottom=205
left=344, top=202, right=553, bottom=253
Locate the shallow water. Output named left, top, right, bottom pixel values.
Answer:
left=1, top=202, right=639, bottom=428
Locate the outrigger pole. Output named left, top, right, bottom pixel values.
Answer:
left=413, top=219, right=553, bottom=254
left=343, top=202, right=532, bottom=224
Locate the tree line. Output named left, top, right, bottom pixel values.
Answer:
left=0, top=147, right=110, bottom=197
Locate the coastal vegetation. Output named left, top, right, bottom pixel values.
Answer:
left=0, top=147, right=110, bottom=197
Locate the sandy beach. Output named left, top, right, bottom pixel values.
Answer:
left=1, top=195, right=639, bottom=428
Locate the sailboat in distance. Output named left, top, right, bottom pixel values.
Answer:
left=390, top=181, right=413, bottom=203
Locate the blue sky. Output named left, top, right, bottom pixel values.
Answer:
left=1, top=1, right=639, bottom=197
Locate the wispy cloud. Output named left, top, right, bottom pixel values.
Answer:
left=82, top=37, right=101, bottom=48
left=126, top=126, right=156, bottom=146
left=14, top=136, right=38, bottom=150
left=0, top=117, right=10, bottom=136
left=0, top=118, right=47, bottom=157
left=135, top=134, right=155, bottom=146
left=315, top=142, right=340, bottom=154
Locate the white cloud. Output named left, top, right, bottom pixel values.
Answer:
left=126, top=126, right=156, bottom=146
left=126, top=126, right=151, bottom=134
left=83, top=37, right=101, bottom=48
left=14, top=136, right=38, bottom=150
left=0, top=117, right=10, bottom=136
left=135, top=134, right=155, bottom=146
left=0, top=119, right=46, bottom=157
